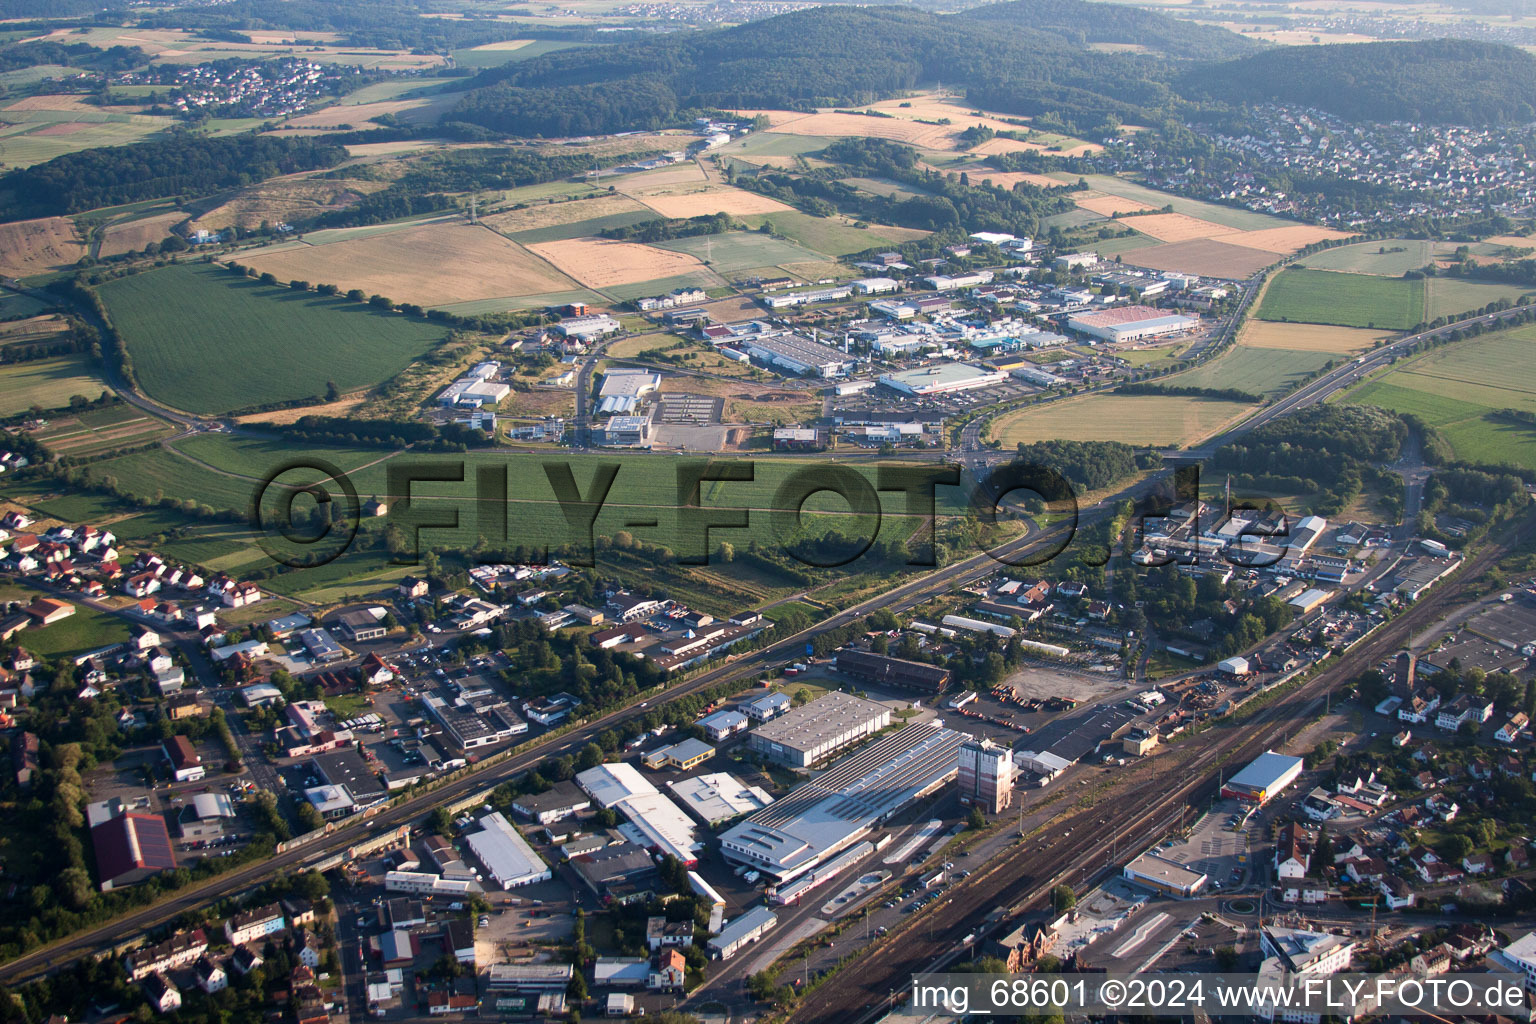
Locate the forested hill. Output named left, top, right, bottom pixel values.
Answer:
left=449, top=1, right=1251, bottom=138
left=1180, top=39, right=1536, bottom=124
left=958, top=0, right=1255, bottom=61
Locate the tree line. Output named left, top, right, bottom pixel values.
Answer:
left=0, top=133, right=348, bottom=221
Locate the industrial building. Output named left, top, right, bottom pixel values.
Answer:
left=708, top=906, right=778, bottom=959
left=696, top=709, right=749, bottom=741
left=741, top=691, right=791, bottom=722
left=667, top=772, right=774, bottom=826
left=1123, top=850, right=1208, bottom=896
left=553, top=315, right=621, bottom=340
left=746, top=691, right=892, bottom=767
left=759, top=286, right=852, bottom=310
left=878, top=362, right=1008, bottom=396
left=596, top=369, right=662, bottom=415
left=574, top=763, right=703, bottom=865
left=1016, top=749, right=1071, bottom=783
left=642, top=737, right=715, bottom=771
left=957, top=737, right=1014, bottom=813
left=597, top=416, right=652, bottom=448
left=1221, top=750, right=1304, bottom=805
left=1066, top=305, right=1199, bottom=343
left=721, top=722, right=970, bottom=881
left=465, top=812, right=552, bottom=888
left=834, top=649, right=950, bottom=693
left=739, top=333, right=853, bottom=377
left=510, top=781, right=591, bottom=825
left=92, top=812, right=175, bottom=891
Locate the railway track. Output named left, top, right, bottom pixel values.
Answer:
left=786, top=512, right=1529, bottom=1024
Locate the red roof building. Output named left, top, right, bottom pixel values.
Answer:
left=91, top=812, right=175, bottom=891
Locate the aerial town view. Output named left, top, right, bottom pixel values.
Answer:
left=6, top=0, right=1536, bottom=1021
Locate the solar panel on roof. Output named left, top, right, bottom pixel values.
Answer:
left=133, top=816, right=178, bottom=870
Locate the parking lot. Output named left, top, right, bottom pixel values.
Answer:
left=1154, top=801, right=1254, bottom=893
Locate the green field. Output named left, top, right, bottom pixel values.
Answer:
left=1256, top=269, right=1424, bottom=330
left=654, top=231, right=825, bottom=274
left=432, top=289, right=603, bottom=316
left=0, top=355, right=110, bottom=415
left=603, top=270, right=726, bottom=302
left=1039, top=209, right=1105, bottom=230
left=0, top=292, right=52, bottom=319
left=0, top=116, right=169, bottom=169
left=97, top=263, right=446, bottom=414
left=1343, top=325, right=1536, bottom=469
left=737, top=211, right=924, bottom=257
left=1162, top=344, right=1334, bottom=398
left=721, top=134, right=837, bottom=159
left=21, top=604, right=132, bottom=658
left=1087, top=232, right=1162, bottom=256
left=1299, top=239, right=1437, bottom=276
left=1424, top=278, right=1536, bottom=320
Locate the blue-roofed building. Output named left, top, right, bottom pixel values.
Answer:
left=697, top=710, right=749, bottom=741
left=299, top=628, right=345, bottom=663
left=265, top=612, right=312, bottom=638
left=741, top=691, right=791, bottom=722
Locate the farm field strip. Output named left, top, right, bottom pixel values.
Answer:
left=240, top=221, right=581, bottom=306
left=97, top=263, right=444, bottom=414
left=1256, top=268, right=1424, bottom=330
left=0, top=355, right=110, bottom=416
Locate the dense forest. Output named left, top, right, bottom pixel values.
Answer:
left=448, top=1, right=1253, bottom=137
left=0, top=134, right=348, bottom=221
left=0, top=41, right=146, bottom=74
left=1209, top=404, right=1408, bottom=516
left=1181, top=39, right=1536, bottom=124
left=1011, top=439, right=1158, bottom=493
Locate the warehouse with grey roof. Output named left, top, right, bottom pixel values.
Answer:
left=745, top=691, right=891, bottom=767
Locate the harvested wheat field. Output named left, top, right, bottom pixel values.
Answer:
left=0, top=316, right=68, bottom=343
left=2, top=94, right=125, bottom=114
left=1074, top=192, right=1157, bottom=217
left=972, top=136, right=1102, bottom=158
left=237, top=395, right=366, bottom=425
left=635, top=187, right=794, bottom=219
left=616, top=164, right=708, bottom=191
left=1120, top=238, right=1278, bottom=280
left=466, top=39, right=533, bottom=52
left=527, top=237, right=710, bottom=289
left=972, top=171, right=1069, bottom=191
left=482, top=194, right=649, bottom=234
left=1118, top=212, right=1238, bottom=243
left=1481, top=235, right=1536, bottom=249
left=242, top=222, right=580, bottom=305
left=279, top=94, right=456, bottom=131
left=1222, top=224, right=1355, bottom=254
left=99, top=212, right=185, bottom=258
left=191, top=177, right=391, bottom=232
left=765, top=112, right=963, bottom=150
left=0, top=217, right=87, bottom=278
left=1239, top=321, right=1388, bottom=354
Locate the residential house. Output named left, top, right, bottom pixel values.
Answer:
left=142, top=975, right=181, bottom=1015
left=225, top=903, right=286, bottom=945
left=1498, top=714, right=1529, bottom=744
left=647, top=949, right=686, bottom=992
left=194, top=956, right=227, bottom=994
left=1380, top=875, right=1416, bottom=910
